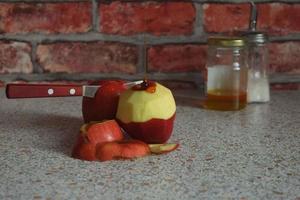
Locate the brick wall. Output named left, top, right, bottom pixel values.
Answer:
left=0, top=0, right=299, bottom=88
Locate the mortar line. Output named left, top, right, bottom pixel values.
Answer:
left=0, top=72, right=203, bottom=82
left=30, top=42, right=43, bottom=73
left=0, top=33, right=209, bottom=44
left=1, top=31, right=299, bottom=44
left=193, top=2, right=204, bottom=37
left=0, top=0, right=299, bottom=3
left=1, top=72, right=299, bottom=84
left=0, top=0, right=90, bottom=3
left=72, top=0, right=300, bottom=3
left=92, top=0, right=99, bottom=32
left=270, top=36, right=300, bottom=42
left=84, top=0, right=300, bottom=3
left=137, top=45, right=147, bottom=74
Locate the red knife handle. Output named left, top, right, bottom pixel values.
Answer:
left=6, top=83, right=83, bottom=98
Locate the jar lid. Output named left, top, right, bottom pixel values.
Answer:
left=208, top=37, right=246, bottom=47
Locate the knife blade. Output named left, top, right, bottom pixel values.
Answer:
left=82, top=80, right=143, bottom=98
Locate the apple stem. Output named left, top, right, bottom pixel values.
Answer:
left=141, top=79, right=149, bottom=89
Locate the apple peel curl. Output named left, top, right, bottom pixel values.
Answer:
left=96, top=140, right=151, bottom=162
left=149, top=143, right=179, bottom=154
left=72, top=120, right=179, bottom=162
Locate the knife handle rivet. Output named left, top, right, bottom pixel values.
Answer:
left=70, top=88, right=76, bottom=95
left=48, top=88, right=54, bottom=95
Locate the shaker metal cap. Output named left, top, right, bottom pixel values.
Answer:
left=208, top=37, right=246, bottom=47
left=245, top=31, right=268, bottom=44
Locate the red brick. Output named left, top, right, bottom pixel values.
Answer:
left=257, top=4, right=300, bottom=35
left=269, top=42, right=300, bottom=74
left=0, top=41, right=32, bottom=73
left=36, top=42, right=138, bottom=74
left=203, top=3, right=250, bottom=33
left=99, top=2, right=195, bottom=36
left=203, top=3, right=300, bottom=35
left=0, top=3, right=91, bottom=34
left=148, top=44, right=207, bottom=72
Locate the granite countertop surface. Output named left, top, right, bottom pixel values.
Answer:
left=0, top=88, right=299, bottom=200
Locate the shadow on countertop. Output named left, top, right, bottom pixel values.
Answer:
left=0, top=109, right=83, bottom=157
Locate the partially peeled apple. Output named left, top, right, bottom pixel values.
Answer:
left=116, top=81, right=176, bottom=143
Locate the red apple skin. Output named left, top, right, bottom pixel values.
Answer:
left=72, top=120, right=124, bottom=161
left=82, top=80, right=126, bottom=123
left=96, top=140, right=150, bottom=162
left=95, top=142, right=121, bottom=161
left=117, top=114, right=176, bottom=144
left=86, top=120, right=123, bottom=145
left=72, top=135, right=97, bottom=161
left=117, top=140, right=150, bottom=158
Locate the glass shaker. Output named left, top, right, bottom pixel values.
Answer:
left=246, top=34, right=270, bottom=103
left=244, top=2, right=270, bottom=103
left=204, top=37, right=248, bottom=111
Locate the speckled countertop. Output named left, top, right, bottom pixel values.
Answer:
left=0, top=88, right=299, bottom=200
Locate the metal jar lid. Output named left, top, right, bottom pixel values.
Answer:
left=208, top=37, right=246, bottom=47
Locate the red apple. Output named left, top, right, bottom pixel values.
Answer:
left=116, top=80, right=176, bottom=143
left=96, top=140, right=150, bottom=162
left=82, top=80, right=126, bottom=123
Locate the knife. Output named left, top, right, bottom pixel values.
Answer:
left=6, top=80, right=143, bottom=99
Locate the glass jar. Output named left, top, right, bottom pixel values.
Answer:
left=204, top=37, right=248, bottom=111
left=246, top=32, right=270, bottom=103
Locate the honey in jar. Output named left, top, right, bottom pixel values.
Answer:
left=205, top=89, right=247, bottom=110
left=204, top=37, right=248, bottom=111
